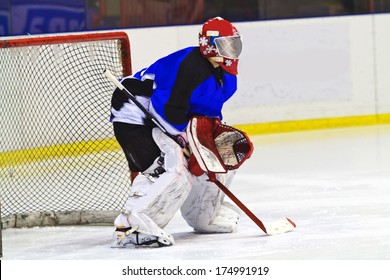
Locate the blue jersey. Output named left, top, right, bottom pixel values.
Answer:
left=111, top=46, right=237, bottom=131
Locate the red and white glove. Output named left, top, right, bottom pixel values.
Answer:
left=186, top=116, right=254, bottom=178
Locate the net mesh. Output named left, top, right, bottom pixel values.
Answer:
left=0, top=33, right=132, bottom=227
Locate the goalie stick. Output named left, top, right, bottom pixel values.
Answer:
left=104, top=70, right=296, bottom=235
left=210, top=173, right=295, bottom=235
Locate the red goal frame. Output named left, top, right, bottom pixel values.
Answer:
left=0, top=31, right=132, bottom=77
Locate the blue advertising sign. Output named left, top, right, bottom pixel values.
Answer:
left=12, top=1, right=85, bottom=35
left=0, top=1, right=10, bottom=36
left=12, top=0, right=83, bottom=6
left=0, top=12, right=9, bottom=36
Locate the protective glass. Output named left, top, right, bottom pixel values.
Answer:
left=214, top=36, right=242, bottom=59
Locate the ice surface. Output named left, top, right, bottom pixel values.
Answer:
left=2, top=125, right=390, bottom=260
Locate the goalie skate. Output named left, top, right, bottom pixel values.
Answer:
left=112, top=226, right=173, bottom=248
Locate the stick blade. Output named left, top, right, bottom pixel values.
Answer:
left=265, top=217, right=296, bottom=235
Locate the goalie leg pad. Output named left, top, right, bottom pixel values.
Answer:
left=125, top=171, right=191, bottom=229
left=180, top=171, right=240, bottom=233
left=204, top=201, right=241, bottom=233
left=113, top=128, right=192, bottom=246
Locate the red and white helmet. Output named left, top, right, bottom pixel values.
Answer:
left=199, top=17, right=242, bottom=75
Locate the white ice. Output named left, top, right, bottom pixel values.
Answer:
left=2, top=125, right=390, bottom=260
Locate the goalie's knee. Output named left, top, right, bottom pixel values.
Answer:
left=192, top=202, right=241, bottom=233
left=181, top=172, right=240, bottom=233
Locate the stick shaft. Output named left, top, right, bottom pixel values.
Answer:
left=211, top=177, right=268, bottom=233
left=104, top=70, right=166, bottom=132
left=212, top=177, right=296, bottom=235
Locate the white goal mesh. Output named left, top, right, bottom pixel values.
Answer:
left=0, top=32, right=132, bottom=228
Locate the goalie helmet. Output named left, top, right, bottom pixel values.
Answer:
left=199, top=17, right=242, bottom=75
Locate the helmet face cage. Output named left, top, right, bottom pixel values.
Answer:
left=214, top=36, right=242, bottom=59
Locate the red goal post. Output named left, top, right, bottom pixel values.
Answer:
left=0, top=31, right=132, bottom=229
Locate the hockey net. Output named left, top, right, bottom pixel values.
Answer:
left=0, top=32, right=132, bottom=229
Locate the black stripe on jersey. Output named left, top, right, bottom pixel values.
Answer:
left=164, top=47, right=215, bottom=125
left=111, top=78, right=153, bottom=111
